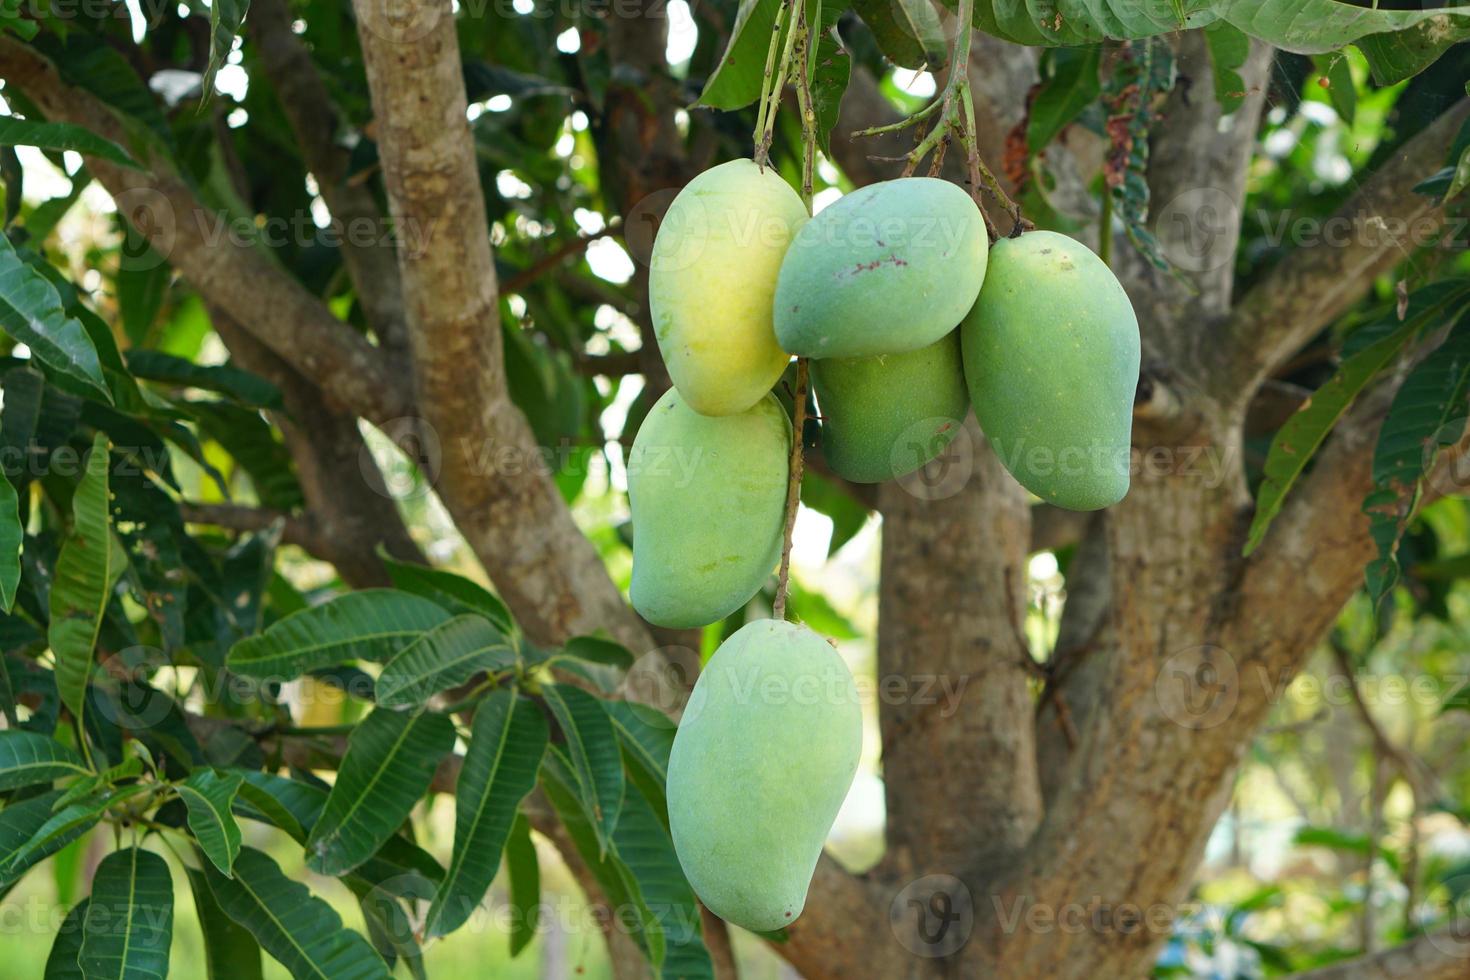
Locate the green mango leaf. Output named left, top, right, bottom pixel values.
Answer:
left=425, top=690, right=548, bottom=938
left=1363, top=313, right=1470, bottom=606
left=697, top=0, right=783, bottom=110
left=49, top=434, right=128, bottom=736
left=185, top=865, right=262, bottom=980
left=201, top=846, right=391, bottom=980
left=124, top=351, right=281, bottom=408
left=206, top=0, right=251, bottom=98
left=969, top=0, right=1209, bottom=46
left=0, top=117, right=140, bottom=170
left=0, top=788, right=67, bottom=886
left=349, top=877, right=427, bottom=980
left=0, top=236, right=109, bottom=401
left=304, top=707, right=455, bottom=876
left=226, top=589, right=453, bottom=680
left=79, top=847, right=173, bottom=980
left=851, top=0, right=947, bottom=70
left=178, top=768, right=244, bottom=877
left=43, top=897, right=88, bottom=980
left=807, top=1, right=852, bottom=160
left=1316, top=53, right=1356, bottom=127
left=1219, top=0, right=1470, bottom=55
left=6, top=786, right=147, bottom=880
left=606, top=701, right=677, bottom=822
left=375, top=615, right=518, bottom=708
left=1028, top=46, right=1102, bottom=153
left=1245, top=283, right=1470, bottom=556
left=231, top=771, right=327, bottom=844
left=1357, top=16, right=1470, bottom=85
left=540, top=683, right=625, bottom=857
left=504, top=813, right=539, bottom=958
left=0, top=475, right=19, bottom=612
left=557, top=635, right=636, bottom=671
left=1203, top=21, right=1250, bottom=115
left=380, top=553, right=515, bottom=632
left=0, top=730, right=89, bottom=790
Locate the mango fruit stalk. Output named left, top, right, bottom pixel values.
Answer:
left=628, top=388, right=790, bottom=629
left=811, top=331, right=970, bottom=484
left=774, top=177, right=988, bottom=359
left=962, top=230, right=1140, bottom=510
left=667, top=620, right=862, bottom=932
left=649, top=159, right=807, bottom=416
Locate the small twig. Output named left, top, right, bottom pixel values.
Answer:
left=752, top=0, right=792, bottom=166
left=772, top=358, right=809, bottom=622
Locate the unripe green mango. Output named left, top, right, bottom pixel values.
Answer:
left=962, top=231, right=1140, bottom=511
left=667, top=619, right=861, bottom=932
left=628, top=388, right=790, bottom=628
left=649, top=159, right=807, bottom=416
left=774, top=177, right=988, bottom=358
left=811, top=331, right=969, bottom=483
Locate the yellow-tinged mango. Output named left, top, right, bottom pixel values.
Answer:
left=649, top=159, right=807, bottom=416
left=962, top=231, right=1140, bottom=510
left=774, top=177, right=987, bottom=358
left=667, top=620, right=861, bottom=932
left=628, top=388, right=790, bottom=629
left=811, top=331, right=969, bottom=483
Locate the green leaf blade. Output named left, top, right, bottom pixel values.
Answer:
left=178, top=768, right=245, bottom=877
left=0, top=117, right=141, bottom=169
left=375, top=615, right=517, bottom=709
left=0, top=237, right=110, bottom=400
left=202, top=846, right=390, bottom=980
left=79, top=847, right=173, bottom=980
left=540, top=684, right=625, bottom=857
left=226, top=589, right=454, bottom=681
left=0, top=729, right=89, bottom=790
left=304, top=707, right=455, bottom=876
left=425, top=690, right=548, bottom=938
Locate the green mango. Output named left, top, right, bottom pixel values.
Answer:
left=667, top=619, right=861, bottom=932
left=962, top=230, right=1140, bottom=510
left=628, top=388, right=790, bottom=628
left=811, top=331, right=969, bottom=483
left=649, top=159, right=807, bottom=416
left=773, top=177, right=988, bottom=358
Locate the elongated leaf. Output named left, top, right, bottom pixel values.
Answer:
left=425, top=690, right=548, bottom=938
left=185, top=866, right=262, bottom=980
left=1245, top=284, right=1470, bottom=555
left=1219, top=0, right=1470, bottom=56
left=1358, top=17, right=1470, bottom=86
left=178, top=768, right=244, bottom=876
left=204, top=0, right=251, bottom=99
left=970, top=0, right=1209, bottom=46
left=0, top=729, right=89, bottom=790
left=504, top=812, right=539, bottom=958
left=0, top=787, right=66, bottom=885
left=852, top=0, right=947, bottom=70
left=807, top=2, right=851, bottom=159
left=50, top=434, right=128, bottom=734
left=202, top=846, right=391, bottom=980
left=1028, top=46, right=1102, bottom=153
left=44, top=897, right=88, bottom=980
left=606, top=701, right=677, bottom=822
left=380, top=554, right=514, bottom=632
left=1204, top=20, right=1250, bottom=115
left=0, top=475, right=19, bottom=611
left=0, top=117, right=139, bottom=170
left=226, top=589, right=453, bottom=680
left=231, top=771, right=326, bottom=843
left=0, top=236, right=109, bottom=400
left=80, top=846, right=172, bottom=980
left=698, top=0, right=783, bottom=109
left=349, top=877, right=426, bottom=980
left=124, top=351, right=281, bottom=408
left=375, top=615, right=517, bottom=708
left=6, top=787, right=145, bottom=881
left=304, top=707, right=455, bottom=875
left=558, top=636, right=635, bottom=672
left=1363, top=313, right=1470, bottom=605
left=540, top=684, right=624, bottom=856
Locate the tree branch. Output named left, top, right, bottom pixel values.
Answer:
left=1211, top=97, right=1470, bottom=407
left=349, top=0, right=646, bottom=649
left=1288, top=930, right=1469, bottom=980
left=0, top=36, right=409, bottom=425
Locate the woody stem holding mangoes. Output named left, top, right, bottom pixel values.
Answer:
left=638, top=6, right=1138, bottom=935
